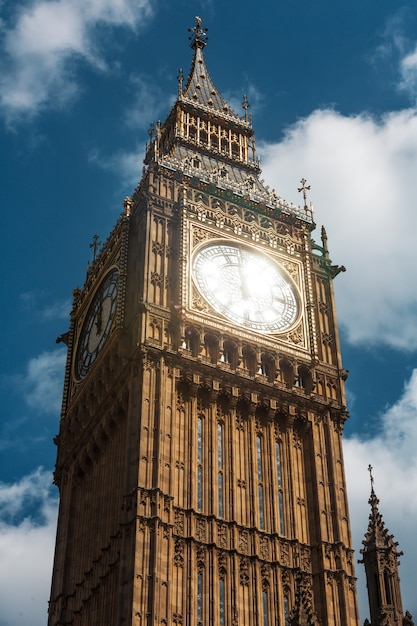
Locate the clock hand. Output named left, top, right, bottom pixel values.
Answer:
left=95, top=300, right=103, bottom=334
left=237, top=250, right=251, bottom=300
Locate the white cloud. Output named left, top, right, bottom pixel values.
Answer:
left=400, top=46, right=417, bottom=100
left=124, top=74, right=174, bottom=129
left=41, top=298, right=72, bottom=321
left=24, top=349, right=67, bottom=414
left=224, top=83, right=264, bottom=119
left=0, top=0, right=154, bottom=123
left=344, top=369, right=417, bottom=621
left=20, top=291, right=71, bottom=321
left=0, top=468, right=58, bottom=626
left=259, top=107, right=417, bottom=350
left=89, top=145, right=145, bottom=187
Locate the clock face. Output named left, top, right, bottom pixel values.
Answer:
left=192, top=243, right=299, bottom=333
left=75, top=268, right=119, bottom=380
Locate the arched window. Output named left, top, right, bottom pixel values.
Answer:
left=263, top=590, right=269, bottom=626
left=197, top=416, right=203, bottom=511
left=197, top=571, right=203, bottom=623
left=183, top=327, right=200, bottom=356
left=298, top=364, right=314, bottom=394
left=219, top=578, right=225, bottom=626
left=222, top=340, right=239, bottom=369
left=204, top=334, right=219, bottom=364
left=260, top=353, right=276, bottom=382
left=384, top=570, right=392, bottom=604
left=242, top=345, right=257, bottom=376
left=279, top=358, right=295, bottom=388
left=218, top=422, right=224, bottom=517
left=276, top=442, right=285, bottom=535
left=284, top=595, right=290, bottom=625
left=257, top=435, right=265, bottom=529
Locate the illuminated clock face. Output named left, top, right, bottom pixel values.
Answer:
left=75, top=269, right=119, bottom=380
left=192, top=243, right=299, bottom=333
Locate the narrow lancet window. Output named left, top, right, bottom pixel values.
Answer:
left=197, top=572, right=203, bottom=622
left=263, top=590, right=269, bottom=626
left=219, top=578, right=225, bottom=626
left=284, top=595, right=290, bottom=625
left=257, top=435, right=265, bottom=529
left=218, top=422, right=224, bottom=517
left=197, top=416, right=203, bottom=511
left=276, top=442, right=285, bottom=535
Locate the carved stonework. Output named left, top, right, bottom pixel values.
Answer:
left=150, top=271, right=163, bottom=286
left=280, top=541, right=290, bottom=566
left=173, top=539, right=184, bottom=568
left=239, top=558, right=250, bottom=587
left=300, top=547, right=311, bottom=572
left=196, top=516, right=206, bottom=542
left=152, top=240, right=164, bottom=255
left=218, top=523, right=228, bottom=548
left=192, top=227, right=210, bottom=246
left=261, top=563, right=271, bottom=589
left=174, top=510, right=185, bottom=535
left=259, top=536, right=269, bottom=560
left=281, top=569, right=291, bottom=594
left=192, top=291, right=211, bottom=313
left=283, top=260, right=299, bottom=281
left=239, top=530, right=249, bottom=554
left=218, top=551, right=227, bottom=578
left=197, top=546, right=206, bottom=572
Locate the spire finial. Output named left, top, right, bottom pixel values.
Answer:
left=188, top=16, right=208, bottom=49
left=368, top=464, right=374, bottom=492
left=89, top=234, right=101, bottom=261
left=298, top=178, right=311, bottom=211
left=177, top=68, right=184, bottom=96
left=242, top=94, right=250, bottom=122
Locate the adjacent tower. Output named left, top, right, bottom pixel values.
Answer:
left=359, top=467, right=414, bottom=626
left=49, top=18, right=360, bottom=626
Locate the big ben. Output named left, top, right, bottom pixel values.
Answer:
left=49, top=17, right=360, bottom=626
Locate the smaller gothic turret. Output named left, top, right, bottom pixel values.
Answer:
left=359, top=465, right=413, bottom=626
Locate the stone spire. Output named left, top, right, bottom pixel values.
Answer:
left=143, top=17, right=314, bottom=227
left=359, top=466, right=413, bottom=626
left=182, top=16, right=241, bottom=121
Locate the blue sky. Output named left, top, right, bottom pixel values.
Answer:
left=1, top=0, right=417, bottom=624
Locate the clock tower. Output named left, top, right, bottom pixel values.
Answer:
left=49, top=17, right=360, bottom=626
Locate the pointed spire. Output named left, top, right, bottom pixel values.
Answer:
left=368, top=463, right=380, bottom=516
left=359, top=466, right=410, bottom=626
left=182, top=16, right=241, bottom=121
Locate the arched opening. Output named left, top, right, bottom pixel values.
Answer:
left=203, top=333, right=219, bottom=364
left=183, top=327, right=200, bottom=357
left=298, top=364, right=314, bottom=394
left=260, top=353, right=276, bottom=383
left=222, top=339, right=239, bottom=369
left=242, top=345, right=257, bottom=376
left=279, top=358, right=295, bottom=388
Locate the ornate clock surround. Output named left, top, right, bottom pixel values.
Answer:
left=182, top=207, right=311, bottom=355
left=74, top=266, right=119, bottom=381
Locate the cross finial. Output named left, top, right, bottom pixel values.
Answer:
left=188, top=16, right=208, bottom=49
left=89, top=234, right=101, bottom=261
left=298, top=178, right=311, bottom=211
left=177, top=68, right=184, bottom=96
left=148, top=122, right=155, bottom=139
left=368, top=464, right=374, bottom=490
left=242, top=94, right=250, bottom=122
